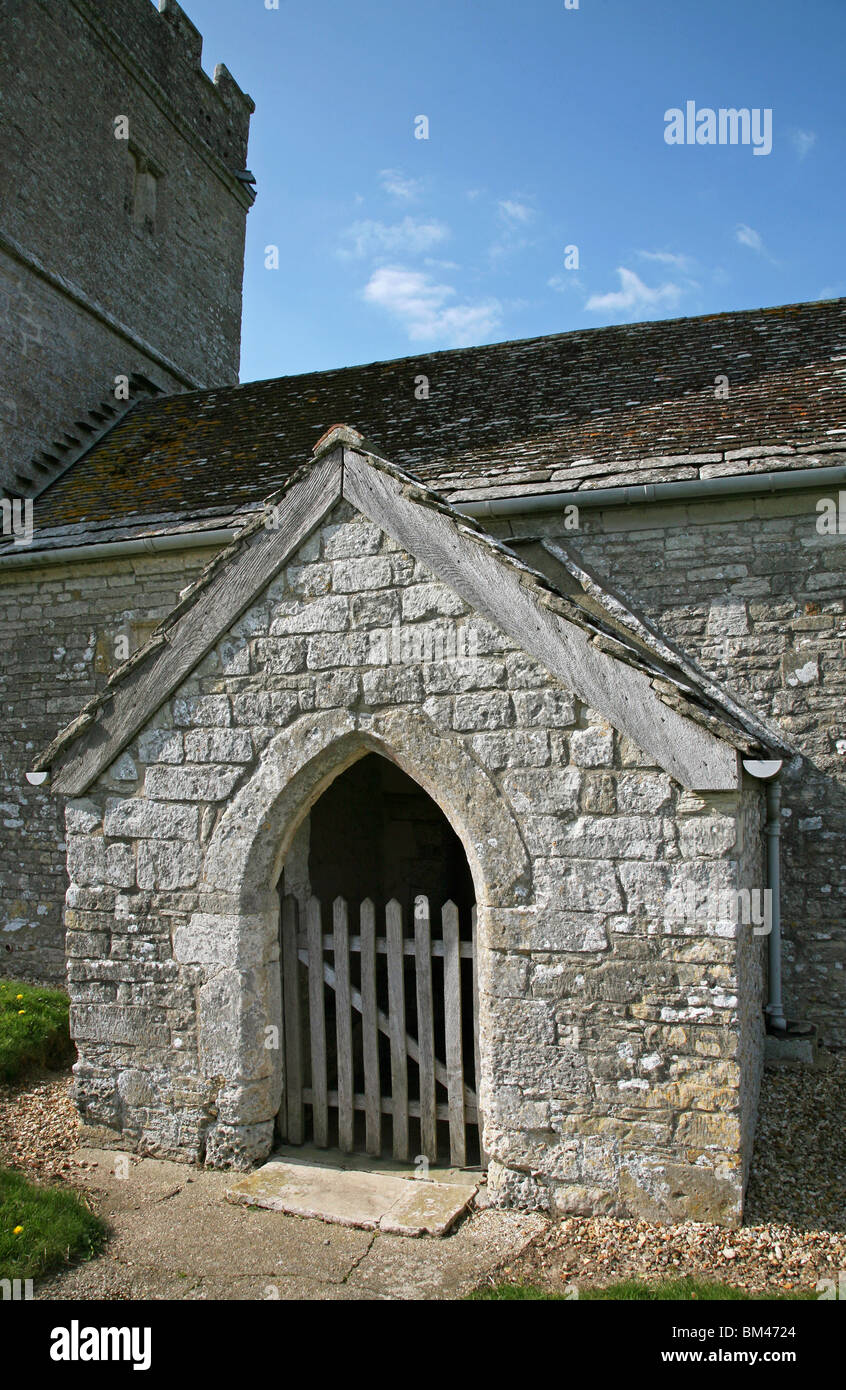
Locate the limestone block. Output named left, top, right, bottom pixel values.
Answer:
left=322, top=520, right=384, bottom=559
left=269, top=595, right=349, bottom=635
left=423, top=657, right=507, bottom=694
left=513, top=690, right=577, bottom=727
left=173, top=695, right=231, bottom=727
left=579, top=773, right=617, bottom=814
left=306, top=633, right=371, bottom=669
left=362, top=666, right=423, bottom=705
left=67, top=836, right=134, bottom=888
left=285, top=562, right=332, bottom=598
left=183, top=729, right=253, bottom=763
left=137, top=729, right=184, bottom=764
left=136, top=840, right=201, bottom=891
left=110, top=753, right=138, bottom=782
left=314, top=670, right=361, bottom=708
left=615, top=772, right=673, bottom=814
left=559, top=815, right=665, bottom=861
left=501, top=767, right=581, bottom=817
left=144, top=765, right=243, bottom=802
left=103, top=797, right=199, bottom=841
left=471, top=730, right=550, bottom=769
left=678, top=816, right=738, bottom=857
left=453, top=692, right=513, bottom=731
left=65, top=799, right=101, bottom=834
left=569, top=725, right=615, bottom=767
left=252, top=638, right=307, bottom=674
left=486, top=1161, right=551, bottom=1211
left=351, top=591, right=399, bottom=627
left=205, top=1121, right=275, bottom=1170
left=331, top=557, right=393, bottom=592
left=71, top=1004, right=169, bottom=1048
left=485, top=906, right=607, bottom=952
left=400, top=584, right=466, bottom=621
left=174, top=912, right=277, bottom=971
left=231, top=691, right=298, bottom=726
left=534, top=858, right=623, bottom=913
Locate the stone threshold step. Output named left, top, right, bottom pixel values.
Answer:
left=225, top=1148, right=482, bottom=1236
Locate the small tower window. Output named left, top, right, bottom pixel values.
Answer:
left=128, top=147, right=161, bottom=233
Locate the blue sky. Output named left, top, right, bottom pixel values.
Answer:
left=183, top=0, right=845, bottom=383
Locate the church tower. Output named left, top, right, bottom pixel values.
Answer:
left=0, top=0, right=255, bottom=495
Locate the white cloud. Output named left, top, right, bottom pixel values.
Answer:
left=498, top=199, right=535, bottom=224
left=548, top=273, right=583, bottom=294
left=379, top=169, right=423, bottom=201
left=362, top=266, right=502, bottom=346
left=790, top=129, right=817, bottom=159
left=637, top=249, right=695, bottom=273
left=735, top=223, right=764, bottom=253
left=585, top=267, right=683, bottom=315
left=339, top=217, right=449, bottom=260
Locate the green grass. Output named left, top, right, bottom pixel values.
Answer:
left=0, top=1166, right=107, bottom=1283
left=469, top=1278, right=816, bottom=1301
left=0, top=978, right=72, bottom=1083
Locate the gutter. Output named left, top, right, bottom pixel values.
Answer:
left=3, top=460, right=844, bottom=567
left=0, top=528, right=237, bottom=570
left=457, top=462, right=846, bottom=518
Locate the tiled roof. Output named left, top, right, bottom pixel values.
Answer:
left=27, top=296, right=846, bottom=534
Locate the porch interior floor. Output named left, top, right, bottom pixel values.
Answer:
left=225, top=1146, right=482, bottom=1236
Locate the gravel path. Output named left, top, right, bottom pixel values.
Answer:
left=1, top=1052, right=844, bottom=1297
left=0, top=1070, right=79, bottom=1183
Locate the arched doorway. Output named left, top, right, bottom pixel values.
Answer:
left=276, top=752, right=483, bottom=1169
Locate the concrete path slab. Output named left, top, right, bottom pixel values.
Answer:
left=31, top=1146, right=543, bottom=1300
left=226, top=1150, right=480, bottom=1236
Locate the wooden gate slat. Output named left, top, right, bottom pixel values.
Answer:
left=301, top=1088, right=477, bottom=1123
left=334, top=897, right=354, bottom=1152
left=386, top=899, right=409, bottom=1160
left=414, top=895, right=437, bottom=1162
left=360, top=898, right=381, bottom=1156
left=296, top=947, right=453, bottom=1090
left=306, top=896, right=328, bottom=1147
left=442, top=900, right=466, bottom=1167
left=281, top=895, right=303, bottom=1144
left=471, top=905, right=487, bottom=1164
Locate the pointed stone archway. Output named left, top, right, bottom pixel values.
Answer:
left=174, top=706, right=531, bottom=1168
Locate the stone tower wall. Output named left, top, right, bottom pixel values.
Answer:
left=0, top=0, right=254, bottom=486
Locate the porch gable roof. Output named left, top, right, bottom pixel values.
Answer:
left=35, top=427, right=789, bottom=796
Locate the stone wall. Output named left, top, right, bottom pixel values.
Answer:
left=0, top=0, right=253, bottom=480
left=0, top=546, right=220, bottom=980
left=60, top=503, right=765, bottom=1222
left=498, top=480, right=846, bottom=1045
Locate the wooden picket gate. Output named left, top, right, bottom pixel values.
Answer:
left=278, top=893, right=484, bottom=1167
